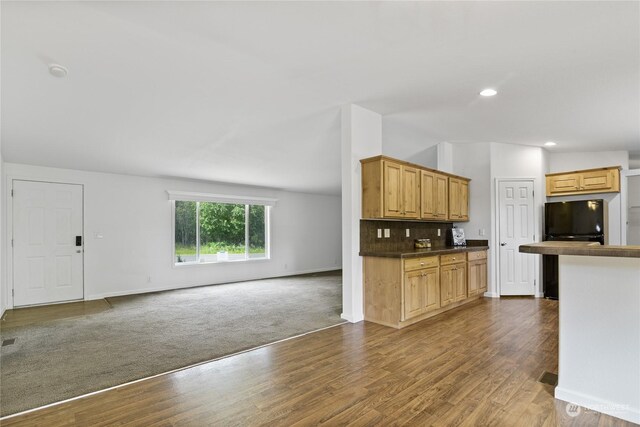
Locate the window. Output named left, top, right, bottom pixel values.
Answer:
left=169, top=191, right=274, bottom=265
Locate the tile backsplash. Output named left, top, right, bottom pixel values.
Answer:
left=360, top=219, right=453, bottom=252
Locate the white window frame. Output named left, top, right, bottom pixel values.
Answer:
left=169, top=191, right=275, bottom=267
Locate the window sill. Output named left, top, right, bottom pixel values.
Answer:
left=173, top=257, right=271, bottom=268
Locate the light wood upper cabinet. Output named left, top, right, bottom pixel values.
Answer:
left=546, top=166, right=620, bottom=197
left=363, top=158, right=420, bottom=219
left=382, top=161, right=403, bottom=217
left=448, top=177, right=470, bottom=221
left=421, top=170, right=449, bottom=220
left=401, top=165, right=420, bottom=219
left=361, top=155, right=470, bottom=221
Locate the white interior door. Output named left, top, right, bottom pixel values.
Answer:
left=13, top=180, right=84, bottom=306
left=498, top=180, right=535, bottom=296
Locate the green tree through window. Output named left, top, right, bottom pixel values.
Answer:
left=175, top=201, right=269, bottom=264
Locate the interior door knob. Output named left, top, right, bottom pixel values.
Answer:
left=500, top=242, right=507, bottom=246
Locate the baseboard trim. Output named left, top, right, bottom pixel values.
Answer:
left=340, top=312, right=364, bottom=323
left=483, top=292, right=500, bottom=298
left=555, top=386, right=640, bottom=424
left=85, top=266, right=342, bottom=301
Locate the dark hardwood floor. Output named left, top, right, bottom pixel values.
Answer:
left=2, top=297, right=634, bottom=426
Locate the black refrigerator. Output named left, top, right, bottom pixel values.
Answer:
left=543, top=200, right=606, bottom=299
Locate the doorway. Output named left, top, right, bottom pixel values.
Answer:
left=497, top=179, right=536, bottom=296
left=12, top=180, right=84, bottom=306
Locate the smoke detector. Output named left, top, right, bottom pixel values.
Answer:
left=48, top=64, right=68, bottom=78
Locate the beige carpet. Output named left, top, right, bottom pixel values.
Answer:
left=0, top=271, right=343, bottom=416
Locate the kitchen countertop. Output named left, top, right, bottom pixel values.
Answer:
left=359, top=246, right=489, bottom=259
left=519, top=241, right=640, bottom=258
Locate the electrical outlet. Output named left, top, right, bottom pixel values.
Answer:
left=479, top=228, right=486, bottom=236
left=437, top=229, right=441, bottom=237
left=377, top=229, right=382, bottom=238
left=406, top=229, right=410, bottom=237
left=384, top=229, right=390, bottom=238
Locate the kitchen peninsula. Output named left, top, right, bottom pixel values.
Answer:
left=519, top=241, right=640, bottom=424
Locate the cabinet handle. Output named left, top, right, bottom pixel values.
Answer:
left=420, top=262, right=425, bottom=266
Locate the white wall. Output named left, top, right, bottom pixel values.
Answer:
left=548, top=150, right=629, bottom=244
left=452, top=143, right=491, bottom=240
left=341, top=104, right=382, bottom=323
left=548, top=150, right=629, bottom=172
left=3, top=163, right=342, bottom=308
left=0, top=149, right=4, bottom=316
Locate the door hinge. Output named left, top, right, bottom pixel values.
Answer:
left=12, top=289, right=14, bottom=297
left=11, top=239, right=13, bottom=247
left=11, top=189, right=14, bottom=197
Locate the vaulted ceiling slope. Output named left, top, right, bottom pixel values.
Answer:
left=2, top=2, right=638, bottom=194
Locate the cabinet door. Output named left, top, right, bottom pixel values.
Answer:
left=403, top=270, right=424, bottom=320
left=421, top=171, right=436, bottom=219
left=547, top=174, right=580, bottom=194
left=453, top=264, right=467, bottom=302
left=448, top=178, right=460, bottom=220
left=581, top=170, right=614, bottom=192
left=440, top=265, right=454, bottom=307
left=423, top=267, right=440, bottom=312
left=459, top=180, right=469, bottom=221
left=383, top=161, right=403, bottom=218
left=478, top=259, right=487, bottom=293
left=402, top=166, right=420, bottom=219
left=434, top=174, right=449, bottom=219
left=468, top=261, right=480, bottom=296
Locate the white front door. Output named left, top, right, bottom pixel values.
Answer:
left=498, top=180, right=535, bottom=296
left=13, top=180, right=84, bottom=306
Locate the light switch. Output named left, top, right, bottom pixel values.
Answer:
left=377, top=229, right=382, bottom=238
left=94, top=233, right=104, bottom=239
left=479, top=228, right=486, bottom=236
left=437, top=229, right=441, bottom=237
left=406, top=229, right=410, bottom=237
left=384, top=229, right=390, bottom=238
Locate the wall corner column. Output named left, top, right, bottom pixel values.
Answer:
left=341, top=104, right=382, bottom=323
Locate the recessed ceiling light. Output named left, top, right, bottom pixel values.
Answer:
left=479, top=88, right=497, bottom=97
left=48, top=64, right=68, bottom=78
left=544, top=141, right=557, bottom=147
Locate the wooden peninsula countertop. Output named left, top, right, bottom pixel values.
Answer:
left=519, top=241, right=640, bottom=258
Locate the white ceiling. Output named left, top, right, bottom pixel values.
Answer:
left=2, top=1, right=639, bottom=194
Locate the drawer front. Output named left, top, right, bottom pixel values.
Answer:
left=404, top=256, right=439, bottom=271
left=467, top=250, right=487, bottom=261
left=440, top=253, right=465, bottom=265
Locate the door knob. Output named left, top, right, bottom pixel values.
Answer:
left=500, top=242, right=507, bottom=246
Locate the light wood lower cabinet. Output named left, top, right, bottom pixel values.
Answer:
left=363, top=250, right=487, bottom=329
left=440, top=255, right=467, bottom=306
left=403, top=267, right=440, bottom=320
left=468, top=251, right=488, bottom=296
